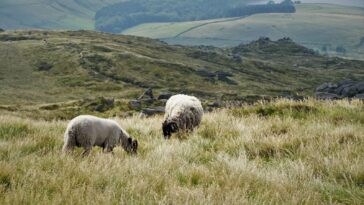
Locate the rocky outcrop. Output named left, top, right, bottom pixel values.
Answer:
left=315, top=80, right=364, bottom=100
left=128, top=89, right=173, bottom=116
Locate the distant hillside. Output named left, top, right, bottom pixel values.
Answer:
left=95, top=0, right=295, bottom=33
left=0, top=30, right=363, bottom=105
left=0, top=0, right=124, bottom=30
left=300, top=0, right=364, bottom=7
left=123, top=3, right=364, bottom=60
left=0, top=0, right=295, bottom=31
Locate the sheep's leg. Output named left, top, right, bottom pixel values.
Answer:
left=63, top=129, right=77, bottom=154
left=102, top=143, right=108, bottom=153
left=62, top=145, right=74, bottom=154
left=105, top=146, right=114, bottom=154
left=82, top=147, right=92, bottom=157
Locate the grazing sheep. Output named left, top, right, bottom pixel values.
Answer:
left=162, top=94, right=203, bottom=139
left=63, top=115, right=138, bottom=156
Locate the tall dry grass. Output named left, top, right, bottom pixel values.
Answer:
left=0, top=99, right=363, bottom=204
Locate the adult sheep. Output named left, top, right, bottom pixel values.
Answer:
left=63, top=115, right=138, bottom=156
left=162, top=94, right=203, bottom=139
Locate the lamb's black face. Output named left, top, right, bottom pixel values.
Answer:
left=162, top=121, right=178, bottom=139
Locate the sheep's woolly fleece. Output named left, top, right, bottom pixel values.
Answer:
left=164, top=94, right=203, bottom=132
left=63, top=115, right=137, bottom=154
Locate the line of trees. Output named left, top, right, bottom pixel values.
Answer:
left=227, top=0, right=295, bottom=17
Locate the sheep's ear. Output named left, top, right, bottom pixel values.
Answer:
left=132, top=140, right=138, bottom=149
left=128, top=137, right=133, bottom=144
left=171, top=122, right=178, bottom=131
left=120, top=131, right=125, bottom=138
left=162, top=121, right=169, bottom=136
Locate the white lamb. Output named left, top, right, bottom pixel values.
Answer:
left=162, top=94, right=203, bottom=139
left=63, top=115, right=138, bottom=155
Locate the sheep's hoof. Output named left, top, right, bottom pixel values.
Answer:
left=82, top=149, right=91, bottom=157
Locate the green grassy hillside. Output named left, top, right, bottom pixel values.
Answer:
left=0, top=99, right=363, bottom=204
left=0, top=30, right=363, bottom=106
left=123, top=4, right=364, bottom=60
left=0, top=0, right=123, bottom=30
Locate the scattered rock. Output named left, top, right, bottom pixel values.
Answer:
left=285, top=95, right=305, bottom=101
left=216, top=71, right=233, bottom=78
left=37, top=62, right=53, bottom=71
left=141, top=107, right=165, bottom=116
left=158, top=99, right=168, bottom=105
left=351, top=82, right=364, bottom=93
left=104, top=98, right=114, bottom=106
left=208, top=101, right=222, bottom=108
left=337, top=79, right=354, bottom=87
left=138, top=87, right=154, bottom=100
left=85, top=97, right=114, bottom=112
left=94, top=104, right=106, bottom=112
left=316, top=82, right=337, bottom=92
left=257, top=37, right=271, bottom=44
left=157, top=93, right=173, bottom=100
left=128, top=100, right=141, bottom=109
left=141, top=98, right=154, bottom=105
left=196, top=69, right=215, bottom=78
left=39, top=104, right=60, bottom=110
left=315, top=92, right=341, bottom=100
left=278, top=37, right=292, bottom=42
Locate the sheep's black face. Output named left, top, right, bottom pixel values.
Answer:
left=162, top=121, right=178, bottom=139
left=162, top=121, right=169, bottom=139
left=124, top=137, right=138, bottom=155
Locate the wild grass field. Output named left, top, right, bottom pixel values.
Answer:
left=123, top=3, right=364, bottom=60
left=0, top=99, right=363, bottom=204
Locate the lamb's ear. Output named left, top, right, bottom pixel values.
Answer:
left=128, top=137, right=133, bottom=144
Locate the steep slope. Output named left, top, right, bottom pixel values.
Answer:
left=0, top=0, right=123, bottom=30
left=123, top=4, right=364, bottom=60
left=0, top=30, right=363, bottom=105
